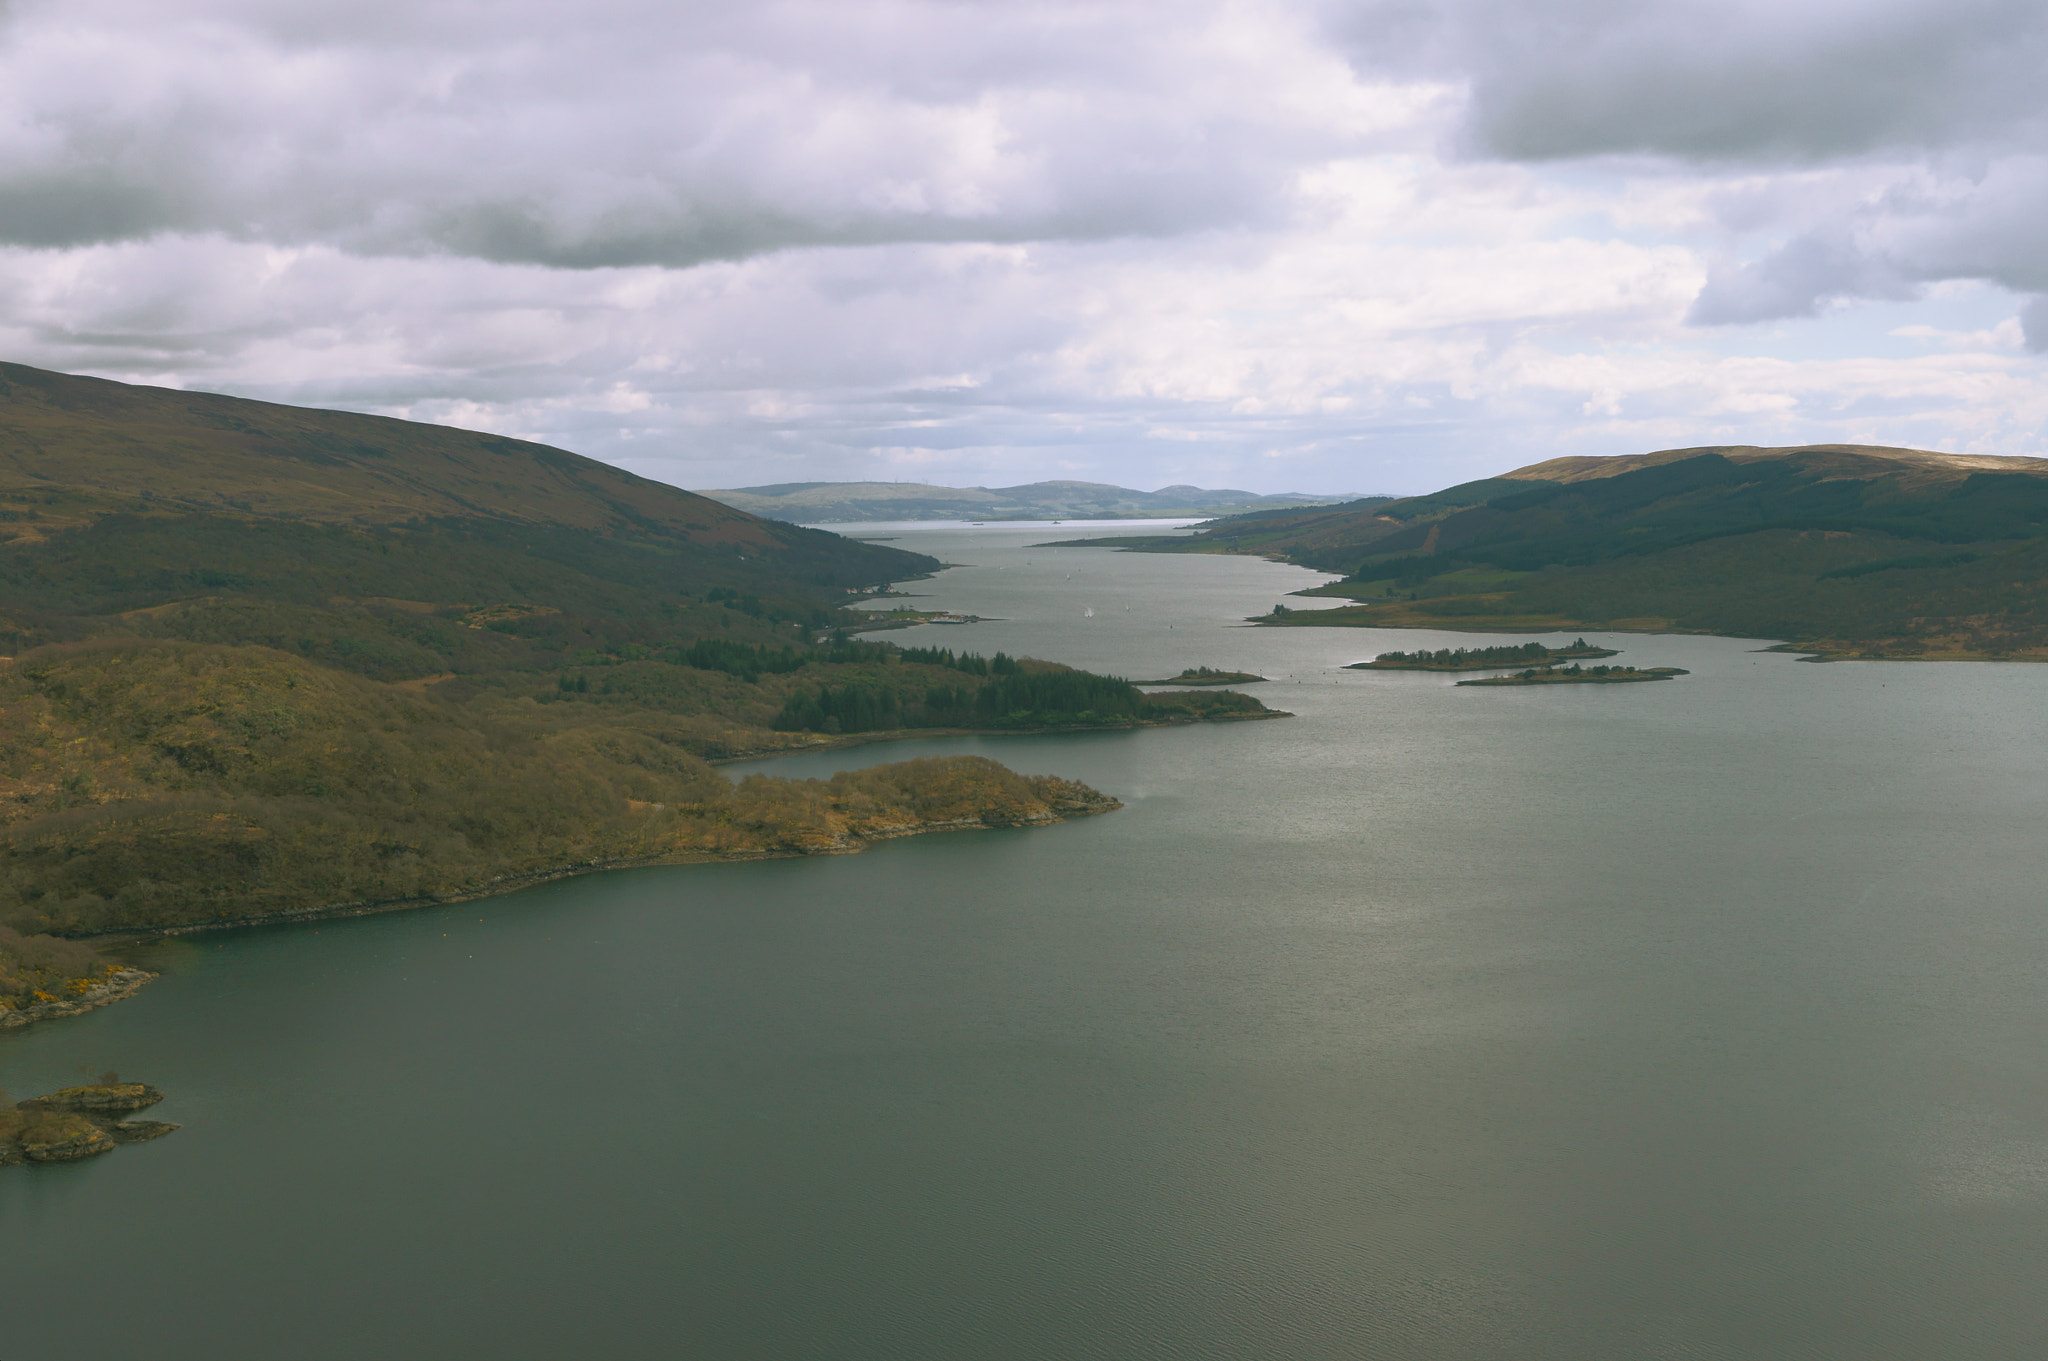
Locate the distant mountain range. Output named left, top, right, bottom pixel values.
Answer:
left=695, top=480, right=1374, bottom=523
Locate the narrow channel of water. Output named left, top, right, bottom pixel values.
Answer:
left=6, top=523, right=2047, bottom=1360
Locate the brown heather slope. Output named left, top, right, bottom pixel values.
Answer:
left=0, top=361, right=788, bottom=550
left=1500, top=443, right=2048, bottom=490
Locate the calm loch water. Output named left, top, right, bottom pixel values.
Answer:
left=5, top=523, right=2047, bottom=1359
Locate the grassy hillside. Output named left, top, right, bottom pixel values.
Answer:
left=0, top=365, right=1272, bottom=975
left=1, top=361, right=883, bottom=550
left=1090, top=444, right=2048, bottom=658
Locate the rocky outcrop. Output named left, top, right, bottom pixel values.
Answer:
left=21, top=1119, right=116, bottom=1162
left=23, top=1082, right=165, bottom=1114
left=1026, top=777, right=1123, bottom=818
left=3, top=1082, right=178, bottom=1167
left=0, top=969, right=156, bottom=1030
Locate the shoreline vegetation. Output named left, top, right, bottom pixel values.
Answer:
left=0, top=747, right=1132, bottom=997
left=0, top=748, right=1146, bottom=1031
left=1348, top=639, right=1617, bottom=671
left=0, top=639, right=1286, bottom=1024
left=77, top=757, right=1126, bottom=944
left=1456, top=664, right=1688, bottom=686
left=0, top=946, right=156, bottom=1029
left=1, top=1080, right=177, bottom=1165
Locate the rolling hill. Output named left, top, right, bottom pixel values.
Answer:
left=0, top=361, right=923, bottom=581
left=1071, top=443, right=2048, bottom=659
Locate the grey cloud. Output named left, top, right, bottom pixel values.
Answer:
left=0, top=0, right=1338, bottom=266
left=1683, top=156, right=2048, bottom=324
left=1321, top=0, right=2048, bottom=324
left=7, top=0, right=2045, bottom=493
left=2017, top=297, right=2048, bottom=352
left=1687, top=232, right=1915, bottom=325
left=1328, top=0, right=2048, bottom=163
left=1472, top=0, right=2048, bottom=163
left=0, top=175, right=171, bottom=248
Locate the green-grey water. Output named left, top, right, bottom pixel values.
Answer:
left=6, top=522, right=2048, bottom=1359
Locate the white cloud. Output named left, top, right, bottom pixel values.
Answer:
left=0, top=0, right=2046, bottom=495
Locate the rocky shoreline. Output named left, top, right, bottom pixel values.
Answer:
left=0, top=968, right=157, bottom=1032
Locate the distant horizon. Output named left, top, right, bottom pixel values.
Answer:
left=699, top=478, right=1382, bottom=499
left=692, top=476, right=1388, bottom=523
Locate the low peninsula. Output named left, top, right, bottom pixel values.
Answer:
left=1135, top=667, right=1266, bottom=685
left=1350, top=639, right=1616, bottom=671
left=1457, top=664, right=1688, bottom=686
left=1, top=1080, right=177, bottom=1165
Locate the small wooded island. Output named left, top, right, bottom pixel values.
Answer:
left=1350, top=639, right=1617, bottom=671
left=1136, top=666, right=1267, bottom=685
left=1, top=1080, right=177, bottom=1165
left=1457, top=664, right=1688, bottom=686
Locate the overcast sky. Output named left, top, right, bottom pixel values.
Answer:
left=5, top=0, right=2048, bottom=495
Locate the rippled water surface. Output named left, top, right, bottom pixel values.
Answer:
left=7, top=523, right=2048, bottom=1359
